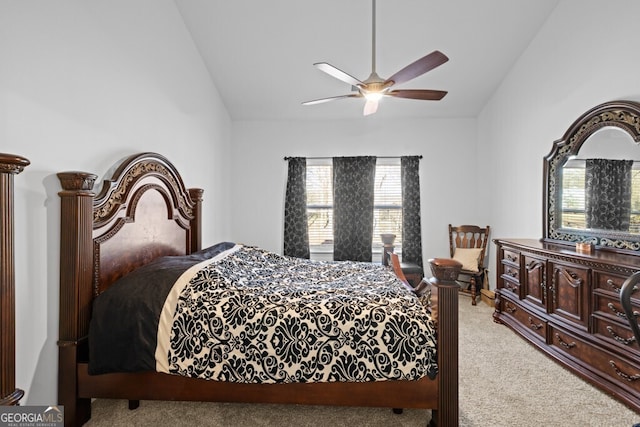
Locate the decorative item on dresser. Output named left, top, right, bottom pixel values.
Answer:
left=0, top=153, right=30, bottom=406
left=494, top=100, right=640, bottom=414
left=56, top=152, right=460, bottom=427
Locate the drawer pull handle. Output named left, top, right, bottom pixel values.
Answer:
left=555, top=333, right=576, bottom=349
left=606, top=326, right=636, bottom=345
left=504, top=281, right=518, bottom=293
left=607, top=302, right=628, bottom=319
left=506, top=254, right=517, bottom=263
left=526, top=260, right=544, bottom=271
left=506, top=269, right=518, bottom=278
left=607, top=279, right=621, bottom=293
left=609, top=361, right=640, bottom=382
left=528, top=317, right=543, bottom=330
left=505, top=302, right=517, bottom=314
left=607, top=303, right=640, bottom=319
left=607, top=279, right=639, bottom=294
left=558, top=268, right=583, bottom=288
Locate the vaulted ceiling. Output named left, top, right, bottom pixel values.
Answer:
left=175, top=0, right=559, bottom=121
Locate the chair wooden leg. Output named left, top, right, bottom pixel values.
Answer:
left=470, top=277, right=477, bottom=306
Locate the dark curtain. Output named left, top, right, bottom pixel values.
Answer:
left=333, top=156, right=376, bottom=261
left=283, top=157, right=310, bottom=258
left=585, top=158, right=633, bottom=231
left=401, top=156, right=423, bottom=267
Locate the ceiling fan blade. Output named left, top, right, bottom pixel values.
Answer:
left=363, top=99, right=379, bottom=116
left=314, top=63, right=364, bottom=87
left=384, top=50, right=449, bottom=87
left=302, top=93, right=362, bottom=106
left=387, top=89, right=448, bottom=101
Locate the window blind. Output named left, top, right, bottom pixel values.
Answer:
left=306, top=159, right=403, bottom=254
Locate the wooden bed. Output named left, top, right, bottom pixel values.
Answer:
left=56, top=152, right=460, bottom=427
left=0, top=153, right=30, bottom=406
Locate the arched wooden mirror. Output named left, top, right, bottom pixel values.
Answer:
left=543, top=100, right=640, bottom=254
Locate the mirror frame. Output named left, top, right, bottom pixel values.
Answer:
left=543, top=100, right=640, bottom=254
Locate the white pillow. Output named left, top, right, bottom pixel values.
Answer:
left=452, top=248, right=483, bottom=273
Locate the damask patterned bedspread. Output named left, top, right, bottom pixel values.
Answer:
left=89, top=243, right=438, bottom=383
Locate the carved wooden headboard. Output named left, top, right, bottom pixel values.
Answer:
left=57, top=152, right=203, bottom=348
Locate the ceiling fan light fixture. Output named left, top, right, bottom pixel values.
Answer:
left=302, top=0, right=448, bottom=115
left=364, top=91, right=383, bottom=102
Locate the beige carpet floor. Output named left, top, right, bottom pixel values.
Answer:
left=85, top=295, right=640, bottom=426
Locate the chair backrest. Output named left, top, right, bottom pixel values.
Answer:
left=448, top=224, right=491, bottom=269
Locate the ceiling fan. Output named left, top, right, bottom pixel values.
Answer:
left=302, top=0, right=449, bottom=116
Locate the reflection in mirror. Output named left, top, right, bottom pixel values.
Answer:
left=560, top=128, right=640, bottom=234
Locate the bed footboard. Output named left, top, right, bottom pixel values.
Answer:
left=427, top=258, right=461, bottom=426
left=390, top=254, right=460, bottom=426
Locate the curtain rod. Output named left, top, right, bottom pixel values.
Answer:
left=284, top=155, right=423, bottom=160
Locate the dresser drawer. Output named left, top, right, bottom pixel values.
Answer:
left=499, top=296, right=546, bottom=343
left=592, top=315, right=640, bottom=358
left=593, top=292, right=639, bottom=321
left=593, top=271, right=629, bottom=295
left=550, top=324, right=640, bottom=397
left=500, top=276, right=520, bottom=296
left=501, top=262, right=520, bottom=280
left=502, top=249, right=519, bottom=266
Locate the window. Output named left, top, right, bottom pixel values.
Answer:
left=306, top=159, right=402, bottom=260
left=561, top=160, right=640, bottom=232
left=560, top=164, right=586, bottom=229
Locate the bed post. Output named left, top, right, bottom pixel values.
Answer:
left=0, top=153, right=29, bottom=406
left=188, top=188, right=203, bottom=253
left=428, top=258, right=461, bottom=427
left=57, top=171, right=97, bottom=427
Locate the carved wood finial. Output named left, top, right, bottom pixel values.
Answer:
left=428, top=258, right=462, bottom=282
left=0, top=153, right=30, bottom=175
left=189, top=188, right=204, bottom=202
left=57, top=172, right=97, bottom=192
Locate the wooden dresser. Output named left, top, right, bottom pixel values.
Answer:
left=494, top=238, right=640, bottom=413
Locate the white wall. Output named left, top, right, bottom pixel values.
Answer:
left=0, top=0, right=232, bottom=404
left=478, top=0, right=640, bottom=287
left=230, top=117, right=481, bottom=267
